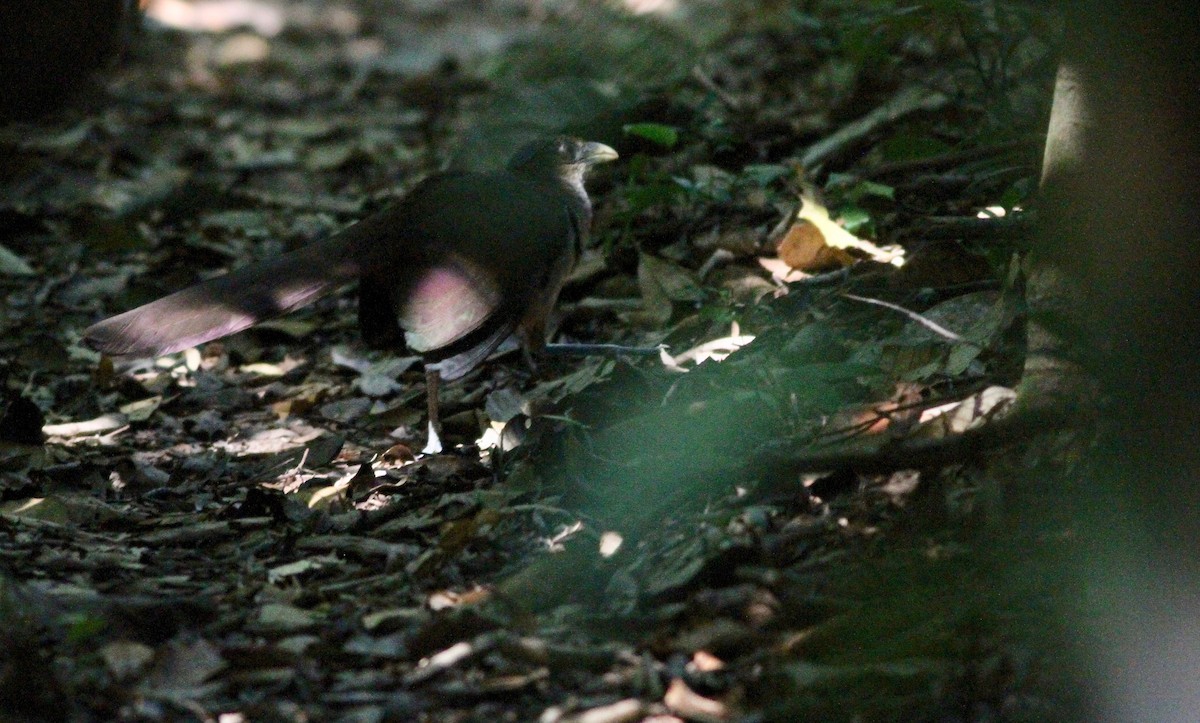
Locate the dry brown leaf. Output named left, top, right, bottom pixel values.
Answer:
left=776, top=219, right=856, bottom=271
left=629, top=253, right=702, bottom=327
left=775, top=188, right=905, bottom=272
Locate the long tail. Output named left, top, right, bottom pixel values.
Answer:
left=83, top=229, right=377, bottom=357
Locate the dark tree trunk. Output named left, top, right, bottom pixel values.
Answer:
left=1030, top=1, right=1200, bottom=718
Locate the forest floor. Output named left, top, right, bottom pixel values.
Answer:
left=0, top=1, right=1085, bottom=720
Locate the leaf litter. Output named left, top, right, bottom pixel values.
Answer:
left=0, top=1, right=1071, bottom=720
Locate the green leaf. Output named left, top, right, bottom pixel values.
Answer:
left=64, top=612, right=107, bottom=643
left=828, top=174, right=895, bottom=202
left=837, top=205, right=873, bottom=234
left=623, top=122, right=679, bottom=148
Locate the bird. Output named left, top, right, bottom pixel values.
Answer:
left=84, top=136, right=618, bottom=452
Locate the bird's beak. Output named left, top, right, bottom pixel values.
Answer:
left=580, top=142, right=619, bottom=165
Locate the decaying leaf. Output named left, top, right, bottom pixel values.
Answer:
left=776, top=217, right=856, bottom=272
left=0, top=244, right=35, bottom=276
left=774, top=188, right=905, bottom=273
left=918, top=386, right=1017, bottom=436
left=628, top=252, right=703, bottom=327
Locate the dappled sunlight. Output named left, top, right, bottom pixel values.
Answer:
left=145, top=0, right=286, bottom=35
left=659, top=324, right=755, bottom=371
left=619, top=0, right=679, bottom=14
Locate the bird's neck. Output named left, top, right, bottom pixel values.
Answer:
left=552, top=168, right=592, bottom=260
left=512, top=165, right=593, bottom=254
left=555, top=166, right=593, bottom=223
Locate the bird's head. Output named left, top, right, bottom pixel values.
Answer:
left=507, top=137, right=618, bottom=185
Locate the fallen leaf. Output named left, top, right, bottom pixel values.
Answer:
left=100, top=641, right=155, bottom=681
left=0, top=244, right=34, bottom=276
left=254, top=603, right=319, bottom=633
left=776, top=219, right=855, bottom=271
left=630, top=253, right=703, bottom=327
left=775, top=188, right=905, bottom=272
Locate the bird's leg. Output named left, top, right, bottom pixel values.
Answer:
left=516, top=323, right=546, bottom=378
left=422, top=367, right=444, bottom=454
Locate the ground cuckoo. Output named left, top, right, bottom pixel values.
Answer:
left=84, top=137, right=618, bottom=452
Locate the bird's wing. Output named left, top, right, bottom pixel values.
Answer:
left=386, top=172, right=578, bottom=357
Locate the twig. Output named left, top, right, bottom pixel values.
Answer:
left=864, top=139, right=1035, bottom=179
left=287, top=446, right=311, bottom=476
left=801, top=85, right=950, bottom=170
left=756, top=406, right=1073, bottom=477
left=918, top=214, right=1032, bottom=240
left=794, top=266, right=852, bottom=287
left=842, top=293, right=980, bottom=348
left=691, top=65, right=743, bottom=112
left=544, top=343, right=663, bottom=357
left=558, top=298, right=644, bottom=316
